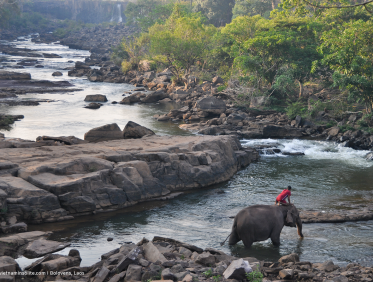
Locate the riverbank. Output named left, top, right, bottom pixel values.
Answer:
left=1, top=234, right=372, bottom=282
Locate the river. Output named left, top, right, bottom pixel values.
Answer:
left=1, top=36, right=373, bottom=269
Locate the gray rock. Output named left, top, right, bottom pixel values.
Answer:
left=195, top=252, right=216, bottom=266
left=294, top=115, right=302, bottom=127
left=61, top=195, right=96, bottom=213
left=52, top=71, right=63, bottom=76
left=115, top=247, right=141, bottom=273
left=328, top=127, right=340, bottom=137
left=143, top=241, right=167, bottom=263
left=179, top=246, right=192, bottom=258
left=23, top=239, right=71, bottom=258
left=278, top=253, right=299, bottom=263
left=0, top=71, right=31, bottom=80
left=0, top=256, right=20, bottom=272
left=262, top=125, right=303, bottom=138
left=279, top=269, right=294, bottom=279
left=141, top=90, right=168, bottom=103
left=162, top=268, right=176, bottom=281
left=317, top=260, right=339, bottom=272
left=331, top=276, right=349, bottom=282
left=84, top=123, right=123, bottom=142
left=123, top=121, right=155, bottom=139
left=108, top=271, right=126, bottom=282
left=125, top=264, right=142, bottom=281
left=93, top=266, right=110, bottom=282
left=84, top=94, right=108, bottom=102
left=1, top=222, right=27, bottom=234
left=170, top=264, right=184, bottom=273
left=195, top=97, right=226, bottom=115
left=174, top=271, right=189, bottom=281
left=139, top=258, right=150, bottom=267
left=84, top=102, right=101, bottom=109
left=223, top=259, right=252, bottom=280
left=212, top=76, right=224, bottom=85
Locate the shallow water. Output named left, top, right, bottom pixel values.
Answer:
left=17, top=139, right=373, bottom=269
left=2, top=37, right=373, bottom=269
left=0, top=36, right=190, bottom=139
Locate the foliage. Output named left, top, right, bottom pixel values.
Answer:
left=120, top=33, right=150, bottom=73
left=213, top=275, right=222, bottom=282
left=193, top=0, right=235, bottom=26
left=203, top=268, right=213, bottom=277
left=0, top=0, right=19, bottom=27
left=232, top=0, right=273, bottom=18
left=217, top=85, right=227, bottom=92
left=148, top=5, right=216, bottom=83
left=317, top=20, right=373, bottom=112
left=246, top=270, right=264, bottom=282
left=286, top=101, right=308, bottom=119
left=125, top=0, right=191, bottom=31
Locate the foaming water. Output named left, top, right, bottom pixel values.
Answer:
left=243, top=138, right=372, bottom=167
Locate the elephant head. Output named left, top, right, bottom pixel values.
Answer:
left=284, top=205, right=303, bottom=238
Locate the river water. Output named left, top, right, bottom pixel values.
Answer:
left=1, top=37, right=373, bottom=268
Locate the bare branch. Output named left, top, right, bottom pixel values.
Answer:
left=302, top=0, right=373, bottom=13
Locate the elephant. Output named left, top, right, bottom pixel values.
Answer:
left=228, top=204, right=303, bottom=247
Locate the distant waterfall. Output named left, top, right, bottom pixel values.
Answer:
left=110, top=4, right=123, bottom=23
left=118, top=4, right=122, bottom=23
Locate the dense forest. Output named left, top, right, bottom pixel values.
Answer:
left=118, top=0, right=373, bottom=131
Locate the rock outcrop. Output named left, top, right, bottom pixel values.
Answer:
left=123, top=121, right=155, bottom=139
left=0, top=135, right=259, bottom=224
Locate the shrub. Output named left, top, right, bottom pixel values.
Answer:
left=246, top=270, right=263, bottom=282
left=286, top=101, right=308, bottom=119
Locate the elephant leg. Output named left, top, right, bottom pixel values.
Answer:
left=271, top=233, right=281, bottom=246
left=242, top=238, right=253, bottom=248
left=228, top=226, right=240, bottom=245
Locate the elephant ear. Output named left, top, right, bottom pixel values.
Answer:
left=285, top=210, right=296, bottom=227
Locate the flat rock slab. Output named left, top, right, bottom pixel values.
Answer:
left=300, top=205, right=373, bottom=223
left=23, top=239, right=71, bottom=258
left=0, top=231, right=52, bottom=256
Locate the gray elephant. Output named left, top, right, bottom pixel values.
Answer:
left=228, top=204, right=303, bottom=247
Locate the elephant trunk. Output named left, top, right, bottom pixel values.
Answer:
left=296, top=216, right=304, bottom=238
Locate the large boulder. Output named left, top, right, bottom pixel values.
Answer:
left=23, top=239, right=71, bottom=258
left=195, top=97, right=226, bottom=115
left=223, top=259, right=252, bottom=280
left=84, top=123, right=123, bottom=142
left=143, top=242, right=167, bottom=263
left=123, top=121, right=155, bottom=139
left=84, top=94, right=108, bottom=102
left=141, top=90, right=168, bottom=103
left=52, top=71, right=63, bottom=76
left=0, top=256, right=20, bottom=272
left=120, top=92, right=145, bottom=104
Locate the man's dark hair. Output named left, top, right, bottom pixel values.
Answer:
left=287, top=186, right=292, bottom=190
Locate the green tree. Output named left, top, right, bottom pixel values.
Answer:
left=232, top=0, right=273, bottom=18
left=0, top=0, right=19, bottom=27
left=148, top=5, right=216, bottom=85
left=125, top=0, right=190, bottom=31
left=193, top=0, right=235, bottom=26
left=222, top=15, right=321, bottom=96
left=120, top=33, right=150, bottom=73
left=317, top=20, right=373, bottom=112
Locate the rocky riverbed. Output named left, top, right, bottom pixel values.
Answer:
left=1, top=234, right=372, bottom=282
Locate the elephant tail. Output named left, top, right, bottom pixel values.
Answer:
left=228, top=218, right=241, bottom=245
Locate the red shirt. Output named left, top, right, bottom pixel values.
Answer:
left=276, top=189, right=291, bottom=203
